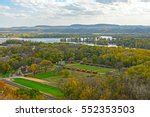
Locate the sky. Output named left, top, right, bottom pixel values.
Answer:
left=0, top=0, right=150, bottom=27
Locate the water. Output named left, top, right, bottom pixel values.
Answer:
left=0, top=38, right=118, bottom=47
left=0, top=38, right=61, bottom=44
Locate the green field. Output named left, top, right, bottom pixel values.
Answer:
left=66, top=63, right=114, bottom=73
left=13, top=78, right=64, bottom=98
left=34, top=71, right=59, bottom=79
left=33, top=71, right=62, bottom=85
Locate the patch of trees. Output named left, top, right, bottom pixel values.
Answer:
left=61, top=61, right=150, bottom=100
left=111, top=38, right=150, bottom=49
left=62, top=38, right=150, bottom=49
left=0, top=81, right=45, bottom=100
left=0, top=62, right=10, bottom=74
left=16, top=89, right=45, bottom=100
left=0, top=33, right=95, bottom=38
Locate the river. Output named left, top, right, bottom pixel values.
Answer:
left=0, top=38, right=118, bottom=47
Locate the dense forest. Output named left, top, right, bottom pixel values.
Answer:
left=1, top=40, right=150, bottom=69
left=0, top=40, right=149, bottom=100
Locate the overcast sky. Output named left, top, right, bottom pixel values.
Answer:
left=0, top=0, right=150, bottom=27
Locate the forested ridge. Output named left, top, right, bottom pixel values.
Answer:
left=0, top=24, right=150, bottom=33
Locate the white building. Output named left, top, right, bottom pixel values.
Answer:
left=101, top=36, right=113, bottom=40
left=95, top=36, right=114, bottom=41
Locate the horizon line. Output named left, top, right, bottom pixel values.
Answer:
left=1, top=23, right=150, bottom=28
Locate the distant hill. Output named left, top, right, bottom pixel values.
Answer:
left=0, top=24, right=150, bottom=34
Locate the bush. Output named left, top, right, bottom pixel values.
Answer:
left=16, top=88, right=45, bottom=100
left=60, top=69, right=70, bottom=78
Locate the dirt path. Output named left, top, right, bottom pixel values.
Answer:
left=21, top=76, right=48, bottom=83
left=10, top=76, right=50, bottom=84
left=9, top=76, right=58, bottom=87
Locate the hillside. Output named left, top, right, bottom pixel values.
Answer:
left=0, top=24, right=150, bottom=34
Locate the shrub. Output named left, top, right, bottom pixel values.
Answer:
left=60, top=69, right=70, bottom=78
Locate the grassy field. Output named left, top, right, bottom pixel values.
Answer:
left=34, top=71, right=59, bottom=79
left=13, top=78, right=64, bottom=98
left=32, top=71, right=62, bottom=86
left=66, top=63, right=114, bottom=73
left=32, top=63, right=114, bottom=81
left=68, top=70, right=96, bottom=78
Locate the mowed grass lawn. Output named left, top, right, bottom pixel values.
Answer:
left=13, top=78, right=64, bottom=98
left=66, top=63, right=114, bottom=73
left=34, top=71, right=60, bottom=79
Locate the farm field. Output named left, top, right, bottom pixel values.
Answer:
left=13, top=78, right=64, bottom=98
left=33, top=71, right=60, bottom=79
left=66, top=63, right=114, bottom=74
left=30, top=71, right=63, bottom=86
left=31, top=64, right=109, bottom=81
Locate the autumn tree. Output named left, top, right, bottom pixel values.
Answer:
left=60, top=69, right=70, bottom=78
left=0, top=62, right=10, bottom=74
left=30, top=64, right=38, bottom=75
left=40, top=60, right=53, bottom=72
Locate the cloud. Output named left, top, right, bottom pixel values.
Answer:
left=0, top=4, right=29, bottom=19
left=0, top=0, right=150, bottom=27
left=0, top=5, right=10, bottom=10
left=141, top=0, right=150, bottom=2
left=10, top=0, right=150, bottom=17
left=95, top=0, right=128, bottom=4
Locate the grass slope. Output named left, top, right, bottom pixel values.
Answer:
left=34, top=71, right=59, bottom=79
left=66, top=63, right=114, bottom=73
left=13, top=78, right=64, bottom=98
